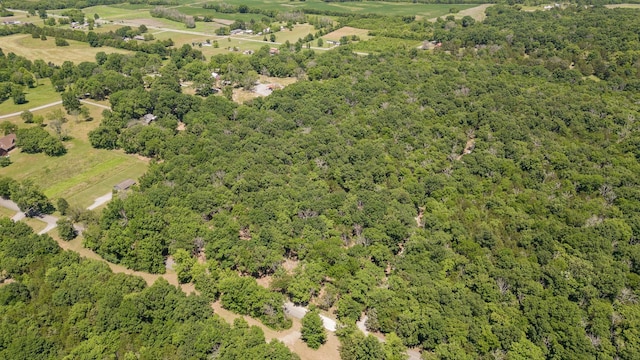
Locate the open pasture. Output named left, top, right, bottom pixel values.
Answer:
left=0, top=34, right=130, bottom=65
left=322, top=26, right=370, bottom=41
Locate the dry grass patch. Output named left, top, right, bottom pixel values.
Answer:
left=322, top=26, right=370, bottom=41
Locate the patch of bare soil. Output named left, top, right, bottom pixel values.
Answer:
left=136, top=154, right=152, bottom=162
left=213, top=18, right=234, bottom=25
left=239, top=227, right=251, bottom=240
left=256, top=275, right=272, bottom=288
left=0, top=278, right=15, bottom=287
left=176, top=122, right=186, bottom=131
left=282, top=258, right=299, bottom=274
left=233, top=76, right=298, bottom=104
left=456, top=137, right=476, bottom=161
left=415, top=207, right=424, bottom=227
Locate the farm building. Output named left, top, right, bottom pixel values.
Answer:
left=114, top=179, right=136, bottom=192
left=0, top=134, right=16, bottom=156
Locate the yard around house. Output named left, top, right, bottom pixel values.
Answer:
left=0, top=105, right=148, bottom=209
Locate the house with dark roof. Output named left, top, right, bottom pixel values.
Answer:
left=0, top=134, right=16, bottom=156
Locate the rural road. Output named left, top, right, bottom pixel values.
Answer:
left=80, top=99, right=111, bottom=110
left=0, top=100, right=63, bottom=120
left=284, top=302, right=337, bottom=332
left=0, top=99, right=110, bottom=120
left=87, top=192, right=113, bottom=210
left=0, top=190, right=113, bottom=235
left=0, top=198, right=59, bottom=235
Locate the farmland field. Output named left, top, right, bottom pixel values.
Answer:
left=322, top=26, right=371, bottom=41
left=0, top=34, right=131, bottom=65
left=85, top=1, right=477, bottom=20
left=0, top=105, right=148, bottom=208
left=199, top=0, right=476, bottom=17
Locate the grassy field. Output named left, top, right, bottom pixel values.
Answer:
left=0, top=80, right=58, bottom=115
left=0, top=207, right=16, bottom=218
left=149, top=23, right=314, bottom=57
left=20, top=217, right=47, bottom=233
left=351, top=36, right=421, bottom=53
left=0, top=105, right=148, bottom=209
left=86, top=1, right=477, bottom=22
left=202, top=0, right=476, bottom=17
left=0, top=34, right=131, bottom=65
left=322, top=26, right=370, bottom=42
left=604, top=3, right=640, bottom=8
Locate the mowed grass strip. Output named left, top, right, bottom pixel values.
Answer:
left=42, top=153, right=127, bottom=198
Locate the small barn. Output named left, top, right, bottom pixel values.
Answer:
left=114, top=179, right=136, bottom=192
left=0, top=134, right=16, bottom=156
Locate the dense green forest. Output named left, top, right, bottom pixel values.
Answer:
left=0, top=219, right=298, bottom=359
left=2, top=4, right=640, bottom=359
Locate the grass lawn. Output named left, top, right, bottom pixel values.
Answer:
left=0, top=80, right=58, bottom=115
left=0, top=34, right=131, bottom=64
left=0, top=105, right=149, bottom=209
left=0, top=207, right=16, bottom=219
left=20, top=217, right=47, bottom=233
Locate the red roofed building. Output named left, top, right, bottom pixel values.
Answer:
left=0, top=134, right=16, bottom=156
